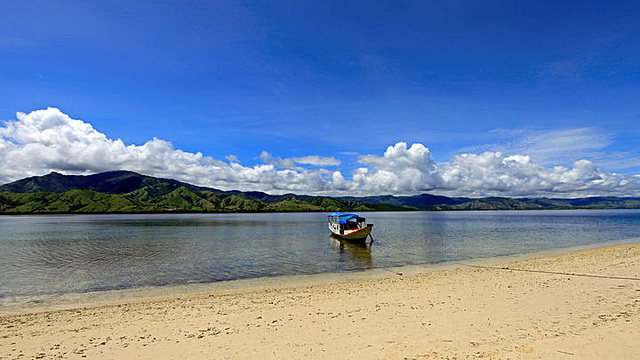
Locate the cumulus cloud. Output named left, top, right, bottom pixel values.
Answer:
left=438, top=152, right=638, bottom=197
left=349, top=142, right=441, bottom=193
left=0, top=108, right=331, bottom=193
left=1, top=108, right=639, bottom=197
left=339, top=143, right=639, bottom=197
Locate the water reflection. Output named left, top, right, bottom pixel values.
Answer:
left=329, top=236, right=373, bottom=268
left=1, top=210, right=640, bottom=300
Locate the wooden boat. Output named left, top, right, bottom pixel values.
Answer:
left=327, top=212, right=373, bottom=241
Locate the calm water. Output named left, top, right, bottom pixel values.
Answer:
left=1, top=210, right=639, bottom=302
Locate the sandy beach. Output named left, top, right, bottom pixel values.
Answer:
left=1, top=243, right=639, bottom=359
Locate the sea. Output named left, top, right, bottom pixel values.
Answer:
left=1, top=210, right=639, bottom=309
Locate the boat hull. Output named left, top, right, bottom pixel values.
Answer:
left=329, top=224, right=373, bottom=241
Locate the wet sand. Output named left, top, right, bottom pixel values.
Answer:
left=1, top=243, right=639, bottom=359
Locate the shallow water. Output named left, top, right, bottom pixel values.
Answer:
left=1, top=210, right=639, bottom=301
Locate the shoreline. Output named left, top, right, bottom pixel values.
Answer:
left=2, top=237, right=639, bottom=316
left=2, top=240, right=639, bottom=359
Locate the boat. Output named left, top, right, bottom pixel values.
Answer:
left=327, top=212, right=373, bottom=241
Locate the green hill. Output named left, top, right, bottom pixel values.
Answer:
left=0, top=172, right=408, bottom=214
left=342, top=194, right=640, bottom=210
left=0, top=190, right=140, bottom=213
left=443, top=197, right=543, bottom=210
left=1, top=171, right=639, bottom=214
left=0, top=170, right=217, bottom=194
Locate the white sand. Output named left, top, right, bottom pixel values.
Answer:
left=1, top=243, right=639, bottom=359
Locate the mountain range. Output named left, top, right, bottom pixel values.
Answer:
left=0, top=171, right=639, bottom=214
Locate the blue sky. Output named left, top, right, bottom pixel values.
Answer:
left=1, top=1, right=639, bottom=196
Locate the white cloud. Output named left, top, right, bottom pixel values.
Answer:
left=0, top=108, right=331, bottom=193
left=259, top=151, right=340, bottom=169
left=465, top=128, right=613, bottom=166
left=339, top=144, right=638, bottom=197
left=349, top=142, right=441, bottom=194
left=1, top=108, right=639, bottom=197
left=292, top=155, right=341, bottom=167
left=225, top=154, right=239, bottom=162
left=437, top=152, right=638, bottom=197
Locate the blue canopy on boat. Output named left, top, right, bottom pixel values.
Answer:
left=328, top=212, right=364, bottom=224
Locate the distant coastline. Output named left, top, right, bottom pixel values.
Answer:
left=1, top=171, right=640, bottom=214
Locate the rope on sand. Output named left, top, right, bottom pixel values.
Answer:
left=455, top=263, right=640, bottom=281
